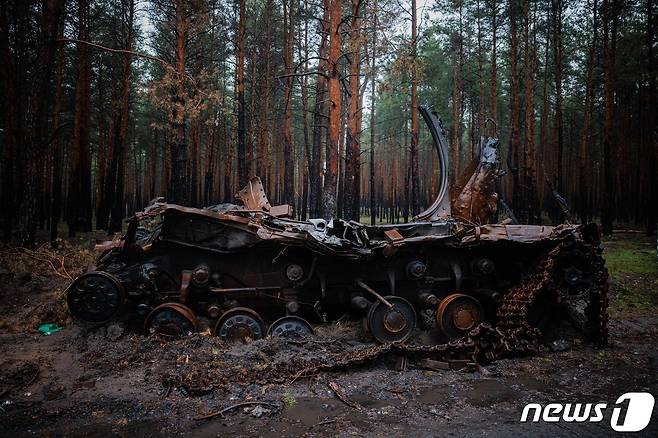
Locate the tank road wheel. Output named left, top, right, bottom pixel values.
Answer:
left=214, top=307, right=267, bottom=342
left=145, top=303, right=198, bottom=338
left=67, top=272, right=124, bottom=323
left=366, top=296, right=417, bottom=343
left=436, top=294, right=483, bottom=339
left=268, top=316, right=314, bottom=338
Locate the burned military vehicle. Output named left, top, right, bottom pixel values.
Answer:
left=66, top=107, right=608, bottom=359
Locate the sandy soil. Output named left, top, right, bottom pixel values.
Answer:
left=1, top=240, right=657, bottom=437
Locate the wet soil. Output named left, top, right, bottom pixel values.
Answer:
left=1, top=240, right=657, bottom=437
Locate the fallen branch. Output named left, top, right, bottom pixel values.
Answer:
left=328, top=381, right=361, bottom=410
left=8, top=246, right=73, bottom=280
left=312, top=418, right=336, bottom=428
left=194, top=401, right=280, bottom=421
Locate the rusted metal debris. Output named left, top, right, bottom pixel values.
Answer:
left=65, top=106, right=609, bottom=378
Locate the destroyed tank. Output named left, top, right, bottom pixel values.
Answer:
left=66, top=107, right=608, bottom=361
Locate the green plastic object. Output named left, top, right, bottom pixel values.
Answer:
left=38, top=323, right=63, bottom=336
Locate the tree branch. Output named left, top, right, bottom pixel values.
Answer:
left=58, top=38, right=168, bottom=66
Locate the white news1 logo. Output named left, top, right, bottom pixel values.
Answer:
left=520, top=392, right=655, bottom=432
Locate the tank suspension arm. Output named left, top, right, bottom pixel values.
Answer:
left=356, top=280, right=393, bottom=309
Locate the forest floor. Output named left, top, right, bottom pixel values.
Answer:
left=0, top=232, right=657, bottom=437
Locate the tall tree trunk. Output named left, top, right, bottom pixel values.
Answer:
left=50, top=16, right=65, bottom=243
left=300, top=12, right=311, bottom=220
left=552, top=0, right=564, bottom=192
left=283, top=0, right=295, bottom=207
left=105, top=0, right=134, bottom=234
left=344, top=0, right=363, bottom=221
left=646, top=0, right=657, bottom=234
left=409, top=0, right=420, bottom=216
left=369, top=1, right=377, bottom=225
left=323, top=0, right=342, bottom=218
left=67, top=0, right=93, bottom=236
left=476, top=0, right=484, bottom=140
left=236, top=0, right=247, bottom=187
left=310, top=0, right=330, bottom=218
left=578, top=0, right=598, bottom=225
left=523, top=0, right=539, bottom=224
left=169, top=0, right=189, bottom=205
left=510, top=0, right=522, bottom=219
left=601, top=0, right=617, bottom=235
left=450, top=1, right=464, bottom=184
left=489, top=0, right=497, bottom=119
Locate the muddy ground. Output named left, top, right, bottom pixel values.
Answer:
left=1, top=232, right=657, bottom=437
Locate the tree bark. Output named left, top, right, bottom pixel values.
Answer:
left=67, top=0, right=93, bottom=236
left=489, top=0, right=497, bottom=119
left=323, top=0, right=342, bottom=219
left=509, top=0, right=521, bottom=220
left=601, top=0, right=617, bottom=235
left=552, top=0, right=564, bottom=192
left=236, top=0, right=247, bottom=188
left=370, top=1, right=377, bottom=225
left=169, top=0, right=189, bottom=205
left=310, top=0, right=330, bottom=218
left=523, top=0, right=539, bottom=224
left=409, top=0, right=420, bottom=216
left=344, top=0, right=363, bottom=221
left=578, top=0, right=597, bottom=225
left=283, top=0, right=295, bottom=207
left=50, top=15, right=65, bottom=243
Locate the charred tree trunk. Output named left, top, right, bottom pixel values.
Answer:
left=323, top=0, right=342, bottom=219
left=601, top=0, right=617, bottom=235
left=552, top=0, right=564, bottom=193
left=344, top=0, right=363, bottom=221
left=310, top=0, right=330, bottom=218
left=578, top=0, right=598, bottom=225
left=646, top=0, right=657, bottom=234
left=509, top=0, right=522, bottom=219
left=236, top=0, right=247, bottom=188
left=50, top=17, right=65, bottom=243
left=370, top=2, right=377, bottom=225
left=410, top=0, right=420, bottom=216
left=110, top=1, right=133, bottom=233
left=523, top=0, right=539, bottom=224
left=450, top=1, right=464, bottom=184
left=283, top=0, right=295, bottom=207
left=67, top=0, right=93, bottom=236
left=169, top=0, right=189, bottom=205
left=489, top=0, right=497, bottom=119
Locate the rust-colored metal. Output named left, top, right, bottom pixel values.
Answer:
left=236, top=176, right=293, bottom=218
left=144, top=302, right=198, bottom=336
left=214, top=307, right=267, bottom=342
left=179, top=270, right=192, bottom=303
left=356, top=280, right=393, bottom=308
left=436, top=293, right=483, bottom=339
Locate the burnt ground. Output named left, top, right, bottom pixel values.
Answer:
left=1, top=232, right=657, bottom=437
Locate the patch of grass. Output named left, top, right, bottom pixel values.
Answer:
left=602, top=233, right=658, bottom=313
left=281, top=392, right=296, bottom=408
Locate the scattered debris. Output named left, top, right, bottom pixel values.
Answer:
left=550, top=339, right=573, bottom=352
left=328, top=381, right=361, bottom=410
left=38, top=323, right=63, bottom=336
left=195, top=401, right=280, bottom=421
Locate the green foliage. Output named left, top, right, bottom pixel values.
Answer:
left=604, top=234, right=658, bottom=313
left=281, top=392, right=297, bottom=408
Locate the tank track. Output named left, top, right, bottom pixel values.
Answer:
left=160, top=233, right=609, bottom=391
left=268, top=233, right=609, bottom=382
